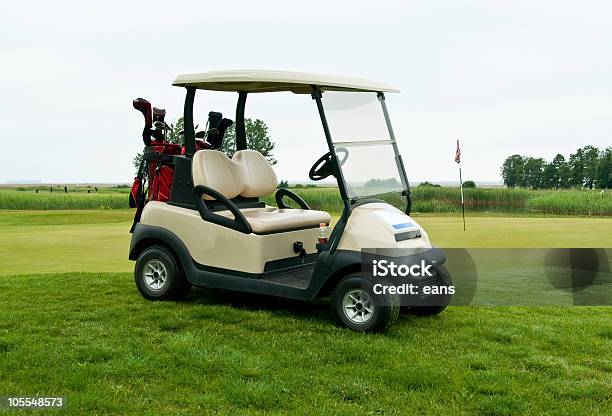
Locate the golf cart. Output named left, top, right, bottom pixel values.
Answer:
left=129, top=70, right=451, bottom=332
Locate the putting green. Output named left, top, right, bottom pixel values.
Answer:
left=414, top=214, right=612, bottom=248
left=0, top=210, right=610, bottom=276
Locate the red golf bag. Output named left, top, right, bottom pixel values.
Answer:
left=145, top=141, right=182, bottom=202
left=130, top=99, right=233, bottom=231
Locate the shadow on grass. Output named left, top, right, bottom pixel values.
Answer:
left=187, top=286, right=331, bottom=319
left=182, top=285, right=436, bottom=330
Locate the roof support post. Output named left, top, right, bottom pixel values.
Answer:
left=183, top=87, right=196, bottom=157
left=235, top=91, right=248, bottom=151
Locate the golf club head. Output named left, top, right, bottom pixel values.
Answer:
left=208, top=111, right=223, bottom=129
left=153, top=107, right=166, bottom=123
left=217, top=118, right=233, bottom=138
left=133, top=98, right=152, bottom=125
left=133, top=98, right=153, bottom=146
left=207, top=118, right=233, bottom=150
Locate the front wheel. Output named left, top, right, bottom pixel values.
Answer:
left=403, top=265, right=453, bottom=316
left=135, top=245, right=191, bottom=300
left=331, top=273, right=399, bottom=332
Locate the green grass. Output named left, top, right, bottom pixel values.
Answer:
left=526, top=190, right=612, bottom=215
left=1, top=210, right=611, bottom=414
left=414, top=214, right=612, bottom=248
left=0, top=273, right=612, bottom=415
left=1, top=210, right=611, bottom=276
left=0, top=273, right=610, bottom=414
left=3, top=186, right=611, bottom=215
left=0, top=211, right=133, bottom=275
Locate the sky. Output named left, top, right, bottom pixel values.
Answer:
left=0, top=0, right=611, bottom=184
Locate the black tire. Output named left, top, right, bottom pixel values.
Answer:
left=404, top=265, right=453, bottom=316
left=331, top=273, right=400, bottom=332
left=135, top=245, right=191, bottom=301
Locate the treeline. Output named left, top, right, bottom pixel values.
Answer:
left=364, top=178, right=400, bottom=188
left=501, top=145, right=612, bottom=189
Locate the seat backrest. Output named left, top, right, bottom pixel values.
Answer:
left=192, top=149, right=278, bottom=200
left=192, top=150, right=242, bottom=200
left=232, top=150, right=278, bottom=197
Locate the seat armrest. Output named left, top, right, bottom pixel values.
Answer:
left=275, top=188, right=311, bottom=210
left=193, top=185, right=252, bottom=234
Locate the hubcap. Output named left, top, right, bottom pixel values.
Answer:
left=143, top=259, right=168, bottom=291
left=342, top=288, right=374, bottom=324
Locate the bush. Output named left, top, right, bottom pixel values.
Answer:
left=526, top=189, right=612, bottom=215
left=417, top=181, right=442, bottom=188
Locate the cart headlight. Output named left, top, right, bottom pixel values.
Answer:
left=394, top=230, right=421, bottom=242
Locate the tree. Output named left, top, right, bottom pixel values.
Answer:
left=132, top=153, right=143, bottom=176
left=501, top=155, right=525, bottom=188
left=500, top=147, right=606, bottom=190
left=222, top=118, right=277, bottom=165
left=551, top=154, right=571, bottom=189
left=522, top=157, right=545, bottom=189
left=581, top=145, right=601, bottom=189
left=541, top=162, right=556, bottom=189
left=568, top=148, right=585, bottom=188
left=568, top=146, right=599, bottom=188
left=277, top=180, right=289, bottom=189
left=558, top=163, right=571, bottom=189
left=595, top=147, right=612, bottom=189
left=462, top=180, right=476, bottom=188
left=166, top=117, right=185, bottom=145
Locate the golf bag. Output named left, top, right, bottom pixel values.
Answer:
left=130, top=99, right=178, bottom=231
left=145, top=141, right=182, bottom=202
left=130, top=100, right=233, bottom=231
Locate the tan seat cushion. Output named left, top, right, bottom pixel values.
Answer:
left=232, top=150, right=278, bottom=197
left=192, top=150, right=242, bottom=200
left=216, top=207, right=331, bottom=234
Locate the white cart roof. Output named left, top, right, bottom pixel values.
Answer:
left=172, top=70, right=399, bottom=93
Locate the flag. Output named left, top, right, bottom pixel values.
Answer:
left=454, top=139, right=461, bottom=164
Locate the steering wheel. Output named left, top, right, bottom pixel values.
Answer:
left=308, top=147, right=349, bottom=181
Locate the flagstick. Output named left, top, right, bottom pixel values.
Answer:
left=458, top=162, right=466, bottom=231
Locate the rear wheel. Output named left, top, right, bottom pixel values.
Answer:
left=135, top=245, right=190, bottom=300
left=331, top=273, right=399, bottom=332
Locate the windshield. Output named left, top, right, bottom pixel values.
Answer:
left=321, top=91, right=407, bottom=198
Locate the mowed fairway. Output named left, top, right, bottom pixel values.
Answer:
left=416, top=214, right=612, bottom=248
left=1, top=210, right=612, bottom=276
left=1, top=210, right=611, bottom=414
left=0, top=211, right=134, bottom=275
